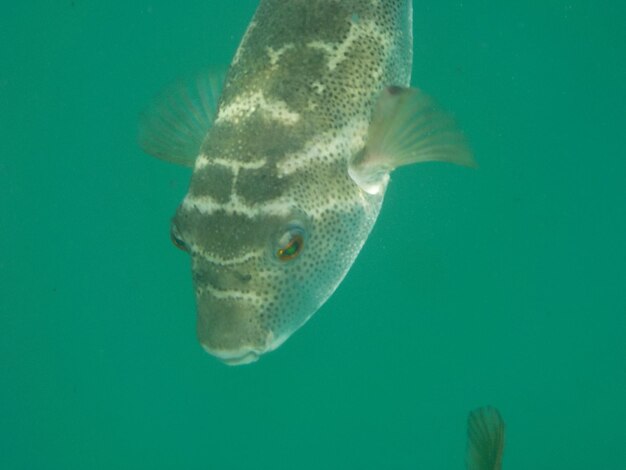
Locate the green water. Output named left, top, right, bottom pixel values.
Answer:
left=1, top=1, right=624, bottom=469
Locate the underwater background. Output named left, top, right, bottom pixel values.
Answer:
left=1, top=1, right=624, bottom=469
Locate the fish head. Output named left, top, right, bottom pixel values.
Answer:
left=169, top=178, right=379, bottom=365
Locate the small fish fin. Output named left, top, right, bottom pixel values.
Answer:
left=138, top=68, right=226, bottom=166
left=349, top=86, right=474, bottom=193
left=466, top=406, right=506, bottom=470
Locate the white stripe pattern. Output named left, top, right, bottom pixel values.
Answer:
left=216, top=91, right=301, bottom=125
left=191, top=244, right=263, bottom=266
left=197, top=283, right=262, bottom=302
left=307, top=19, right=390, bottom=71
left=277, top=119, right=367, bottom=176
left=183, top=194, right=293, bottom=217
left=194, top=154, right=268, bottom=172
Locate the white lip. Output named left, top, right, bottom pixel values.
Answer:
left=201, top=330, right=289, bottom=366
left=202, top=344, right=261, bottom=365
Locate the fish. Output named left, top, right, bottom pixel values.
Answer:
left=466, top=406, right=506, bottom=470
left=139, top=0, right=473, bottom=365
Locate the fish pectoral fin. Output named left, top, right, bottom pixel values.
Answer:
left=466, top=406, right=506, bottom=470
left=348, top=85, right=474, bottom=194
left=138, top=68, right=226, bottom=166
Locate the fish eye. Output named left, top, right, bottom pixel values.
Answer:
left=276, top=227, right=305, bottom=262
left=170, top=224, right=188, bottom=252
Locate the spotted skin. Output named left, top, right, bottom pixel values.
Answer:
left=173, top=0, right=413, bottom=364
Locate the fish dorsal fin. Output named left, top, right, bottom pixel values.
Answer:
left=348, top=85, right=474, bottom=194
left=138, top=68, right=226, bottom=166
left=466, top=406, right=506, bottom=470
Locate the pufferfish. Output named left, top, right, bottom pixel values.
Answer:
left=139, top=0, right=473, bottom=365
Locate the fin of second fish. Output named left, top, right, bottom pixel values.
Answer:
left=466, top=406, right=506, bottom=470
left=138, top=69, right=226, bottom=166
left=348, top=86, right=474, bottom=194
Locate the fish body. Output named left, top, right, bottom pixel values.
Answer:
left=140, top=0, right=471, bottom=364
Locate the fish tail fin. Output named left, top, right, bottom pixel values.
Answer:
left=466, top=406, right=506, bottom=470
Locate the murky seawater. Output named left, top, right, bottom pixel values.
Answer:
left=1, top=1, right=624, bottom=468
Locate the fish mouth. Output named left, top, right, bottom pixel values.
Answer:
left=200, top=329, right=289, bottom=366
left=201, top=344, right=262, bottom=365
left=193, top=273, right=291, bottom=365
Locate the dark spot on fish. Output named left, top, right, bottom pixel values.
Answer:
left=235, top=272, right=252, bottom=283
